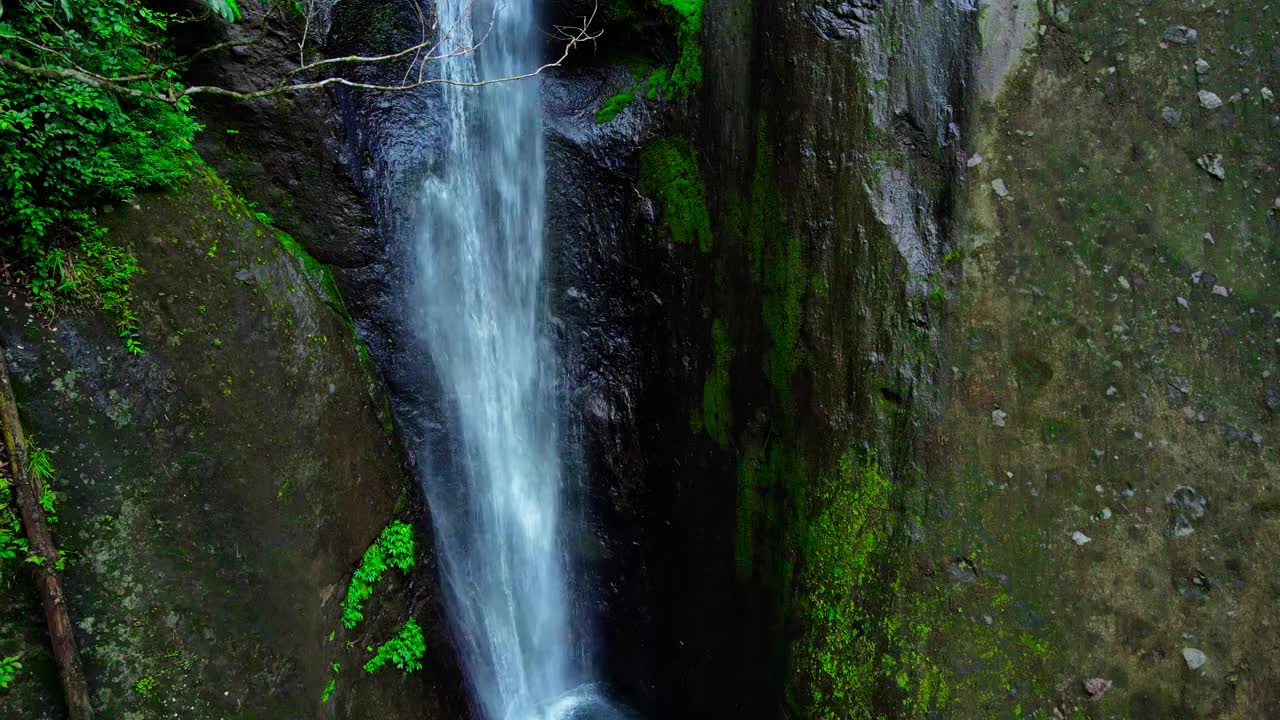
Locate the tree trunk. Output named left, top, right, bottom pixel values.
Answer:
left=0, top=350, right=93, bottom=720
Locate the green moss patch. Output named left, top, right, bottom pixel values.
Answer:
left=701, top=319, right=733, bottom=448
left=595, top=92, right=636, bottom=124
left=749, top=122, right=805, bottom=405
left=639, top=136, right=713, bottom=253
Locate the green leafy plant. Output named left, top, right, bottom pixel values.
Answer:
left=134, top=674, right=157, bottom=700
left=0, top=470, right=29, bottom=567
left=0, top=654, right=20, bottom=688
left=0, top=0, right=200, bottom=349
left=341, top=520, right=415, bottom=629
left=363, top=618, right=425, bottom=674
left=320, top=663, right=339, bottom=703
left=205, top=0, right=242, bottom=21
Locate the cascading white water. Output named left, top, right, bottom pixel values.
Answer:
left=409, top=1, right=621, bottom=718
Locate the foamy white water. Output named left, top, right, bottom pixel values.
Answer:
left=409, top=0, right=617, bottom=718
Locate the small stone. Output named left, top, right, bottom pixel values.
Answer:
left=1262, top=87, right=1274, bottom=103
left=1161, top=106, right=1183, bottom=127
left=992, top=409, right=1008, bottom=427
left=1177, top=296, right=1190, bottom=308
left=991, top=178, right=1010, bottom=198
left=1083, top=677, right=1113, bottom=701
left=1198, top=90, right=1223, bottom=109
left=1118, top=275, right=1130, bottom=290
left=1264, top=387, right=1280, bottom=414
left=1167, top=486, right=1207, bottom=538
left=1070, top=531, right=1091, bottom=546
left=1162, top=25, right=1199, bottom=45
left=1212, top=285, right=1229, bottom=297
left=1196, top=153, right=1225, bottom=180
left=1106, top=385, right=1119, bottom=397
left=1100, top=507, right=1112, bottom=520
left=1195, top=58, right=1210, bottom=75
left=967, top=153, right=984, bottom=167
left=1203, top=232, right=1215, bottom=244
left=1182, top=647, right=1207, bottom=670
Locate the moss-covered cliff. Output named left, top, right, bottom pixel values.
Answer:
left=0, top=167, right=463, bottom=718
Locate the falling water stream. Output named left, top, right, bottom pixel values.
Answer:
left=410, top=0, right=622, bottom=718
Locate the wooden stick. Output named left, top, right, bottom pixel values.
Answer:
left=0, top=350, right=93, bottom=720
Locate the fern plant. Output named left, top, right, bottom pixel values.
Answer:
left=341, top=520, right=415, bottom=629
left=363, top=619, right=425, bottom=674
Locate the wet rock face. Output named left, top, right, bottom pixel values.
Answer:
left=542, top=64, right=669, bottom=711
left=0, top=172, right=463, bottom=718
left=179, top=0, right=384, bottom=271
left=808, top=0, right=884, bottom=42
left=918, top=0, right=1280, bottom=715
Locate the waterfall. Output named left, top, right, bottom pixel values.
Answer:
left=408, top=0, right=622, bottom=718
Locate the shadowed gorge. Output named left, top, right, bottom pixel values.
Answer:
left=0, top=0, right=1276, bottom=718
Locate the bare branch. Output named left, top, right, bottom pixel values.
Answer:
left=0, top=55, right=168, bottom=101
left=1, top=0, right=602, bottom=105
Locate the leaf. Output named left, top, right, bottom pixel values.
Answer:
left=205, top=0, right=241, bottom=22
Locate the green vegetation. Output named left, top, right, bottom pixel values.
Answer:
left=594, top=0, right=704, bottom=121
left=320, top=663, right=339, bottom=702
left=29, top=446, right=57, bottom=524
left=134, top=675, right=158, bottom=700
left=734, top=444, right=767, bottom=581
left=638, top=136, right=712, bottom=253
left=795, top=452, right=946, bottom=719
left=795, top=451, right=893, bottom=716
left=701, top=319, right=732, bottom=448
left=0, top=0, right=204, bottom=351
left=595, top=92, right=636, bottom=123
left=206, top=0, right=242, bottom=21
left=0, top=445, right=59, bottom=572
left=0, top=466, right=29, bottom=566
left=653, top=0, right=703, bottom=97
left=363, top=618, right=426, bottom=674
left=749, top=123, right=804, bottom=404
left=341, top=520, right=416, bottom=629
left=0, top=654, right=20, bottom=688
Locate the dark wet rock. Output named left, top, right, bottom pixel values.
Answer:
left=1166, top=376, right=1191, bottom=404
left=1162, top=25, right=1199, bottom=45
left=180, top=1, right=384, bottom=271
left=1192, top=270, right=1218, bottom=289
left=542, top=62, right=663, bottom=709
left=948, top=558, right=979, bottom=584
left=1264, top=386, right=1280, bottom=414
left=1174, top=570, right=1214, bottom=601
left=1167, top=486, right=1207, bottom=537
left=1196, top=153, right=1226, bottom=179
left=1083, top=677, right=1112, bottom=701
left=808, top=0, right=883, bottom=42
